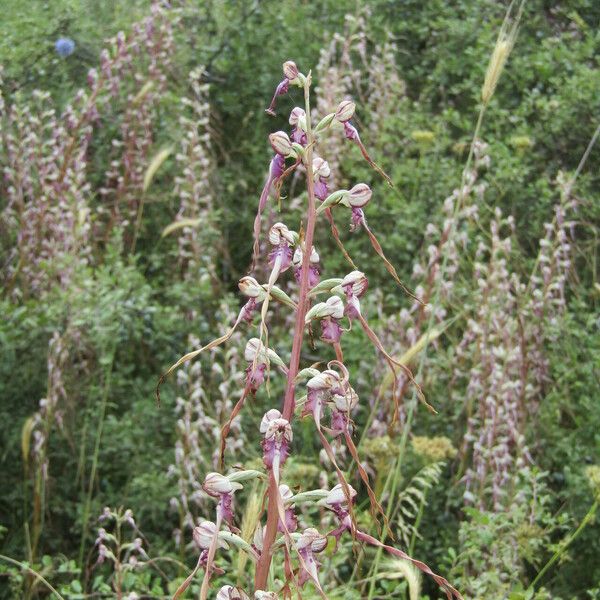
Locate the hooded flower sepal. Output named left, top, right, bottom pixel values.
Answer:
left=260, top=409, right=293, bottom=470
left=335, top=100, right=356, bottom=123
left=318, top=483, right=357, bottom=543
left=265, top=61, right=303, bottom=116
left=305, top=296, right=345, bottom=345
left=278, top=484, right=298, bottom=533
left=217, top=586, right=250, bottom=600
left=289, top=107, right=308, bottom=145
left=296, top=528, right=328, bottom=587
left=193, top=520, right=230, bottom=551
left=312, top=157, right=331, bottom=200
left=202, top=473, right=244, bottom=523
left=293, top=244, right=321, bottom=287
left=244, top=338, right=286, bottom=393
left=269, top=131, right=297, bottom=158
left=238, top=276, right=296, bottom=311
left=332, top=271, right=368, bottom=320
left=268, top=222, right=297, bottom=274
left=304, top=368, right=344, bottom=420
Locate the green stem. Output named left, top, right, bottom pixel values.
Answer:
left=0, top=554, right=66, bottom=600
left=408, top=493, right=426, bottom=556
left=78, top=348, right=116, bottom=572
left=529, top=500, right=598, bottom=591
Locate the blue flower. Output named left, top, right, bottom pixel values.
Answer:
left=55, top=38, right=75, bottom=58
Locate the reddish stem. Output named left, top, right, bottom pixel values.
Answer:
left=254, top=78, right=317, bottom=591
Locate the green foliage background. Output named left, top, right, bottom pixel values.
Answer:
left=0, top=0, right=598, bottom=598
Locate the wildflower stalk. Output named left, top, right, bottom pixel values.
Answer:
left=528, top=499, right=598, bottom=592
left=160, top=60, right=459, bottom=600
left=0, top=554, right=66, bottom=600
left=78, top=346, right=116, bottom=571
left=254, top=72, right=318, bottom=592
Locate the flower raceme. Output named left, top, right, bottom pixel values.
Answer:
left=159, top=59, right=461, bottom=600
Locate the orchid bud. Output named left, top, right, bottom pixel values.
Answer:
left=203, top=472, right=243, bottom=497
left=312, top=157, right=331, bottom=181
left=261, top=410, right=293, bottom=469
left=217, top=586, right=250, bottom=600
left=339, top=270, right=369, bottom=297
left=255, top=593, right=279, bottom=600
left=323, top=483, right=357, bottom=508
left=331, top=388, right=359, bottom=413
left=304, top=296, right=344, bottom=323
left=193, top=520, right=228, bottom=550
left=297, top=528, right=328, bottom=553
left=253, top=525, right=265, bottom=552
left=347, top=183, right=372, bottom=208
left=239, top=276, right=264, bottom=299
left=244, top=338, right=285, bottom=369
left=269, top=131, right=295, bottom=157
left=335, top=100, right=356, bottom=123
left=279, top=484, right=294, bottom=503
left=278, top=484, right=298, bottom=532
left=269, top=222, right=297, bottom=246
left=260, top=410, right=293, bottom=444
left=307, top=369, right=342, bottom=393
left=282, top=60, right=299, bottom=81
left=289, top=107, right=306, bottom=127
